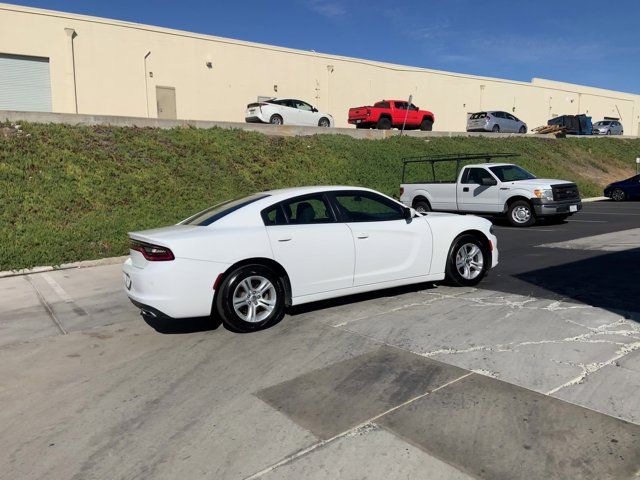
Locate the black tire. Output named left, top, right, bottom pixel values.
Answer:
left=492, top=124, right=500, bottom=133
left=376, top=117, right=392, bottom=130
left=318, top=117, right=330, bottom=127
left=519, top=126, right=527, bottom=134
left=355, top=124, right=368, bottom=129
left=413, top=199, right=431, bottom=213
left=269, top=114, right=283, bottom=125
left=611, top=188, right=626, bottom=202
left=445, top=234, right=489, bottom=287
left=420, top=118, right=434, bottom=131
left=215, top=264, right=285, bottom=333
left=507, top=200, right=535, bottom=227
left=606, top=130, right=611, bottom=135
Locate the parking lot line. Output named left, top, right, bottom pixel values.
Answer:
left=24, top=276, right=67, bottom=335
left=579, top=211, right=640, bottom=216
left=568, top=219, right=608, bottom=223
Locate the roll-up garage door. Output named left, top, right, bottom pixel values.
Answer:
left=0, top=53, right=52, bottom=112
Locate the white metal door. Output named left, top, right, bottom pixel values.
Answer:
left=266, top=224, right=355, bottom=297
left=348, top=219, right=432, bottom=286
left=457, top=168, right=502, bottom=212
left=0, top=54, right=52, bottom=112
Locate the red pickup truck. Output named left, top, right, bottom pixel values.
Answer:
left=348, top=100, right=435, bottom=130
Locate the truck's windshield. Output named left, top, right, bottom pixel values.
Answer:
left=489, top=165, right=536, bottom=182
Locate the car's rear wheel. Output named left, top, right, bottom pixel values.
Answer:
left=507, top=200, right=535, bottom=227
left=420, top=118, right=433, bottom=131
left=215, top=265, right=285, bottom=332
left=611, top=188, right=626, bottom=202
left=376, top=117, right=392, bottom=130
left=413, top=200, right=431, bottom=213
left=270, top=114, right=283, bottom=125
left=492, top=124, right=500, bottom=133
left=318, top=117, right=330, bottom=127
left=445, top=234, right=489, bottom=287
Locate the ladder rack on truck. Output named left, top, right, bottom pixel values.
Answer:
left=401, top=153, right=519, bottom=183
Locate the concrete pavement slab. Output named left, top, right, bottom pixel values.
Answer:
left=257, top=346, right=467, bottom=440
left=538, top=228, right=640, bottom=252
left=258, top=426, right=473, bottom=480
left=378, top=373, right=640, bottom=480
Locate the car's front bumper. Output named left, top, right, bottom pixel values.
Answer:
left=531, top=199, right=582, bottom=216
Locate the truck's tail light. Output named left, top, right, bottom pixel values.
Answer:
left=366, top=108, right=371, bottom=117
left=130, top=240, right=175, bottom=261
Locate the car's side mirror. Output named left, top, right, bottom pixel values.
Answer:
left=403, top=207, right=413, bottom=221
left=481, top=177, right=497, bottom=186
left=312, top=107, right=318, bottom=113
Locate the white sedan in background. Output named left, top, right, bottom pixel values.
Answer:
left=123, top=186, right=498, bottom=332
left=245, top=98, right=334, bottom=127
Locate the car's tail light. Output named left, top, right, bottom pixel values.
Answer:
left=485, top=115, right=491, bottom=122
left=130, top=240, right=175, bottom=261
left=400, top=187, right=405, bottom=196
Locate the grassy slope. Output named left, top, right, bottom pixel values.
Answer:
left=1, top=122, right=639, bottom=270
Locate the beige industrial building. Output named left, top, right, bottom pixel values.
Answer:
left=1, top=2, right=639, bottom=135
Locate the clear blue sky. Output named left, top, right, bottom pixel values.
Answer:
left=10, top=0, right=640, bottom=94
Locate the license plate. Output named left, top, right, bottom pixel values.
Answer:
left=569, top=205, right=578, bottom=212
left=249, top=109, right=255, bottom=114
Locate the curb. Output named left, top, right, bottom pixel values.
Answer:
left=582, top=196, right=608, bottom=203
left=0, top=256, right=128, bottom=279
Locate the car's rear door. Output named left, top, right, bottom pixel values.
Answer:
left=263, top=193, right=354, bottom=298
left=330, top=190, right=432, bottom=286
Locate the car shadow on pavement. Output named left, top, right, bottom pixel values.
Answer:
left=142, top=314, right=221, bottom=334
left=287, top=282, right=437, bottom=316
left=508, top=247, right=640, bottom=322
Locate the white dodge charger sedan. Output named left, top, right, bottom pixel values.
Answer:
left=123, top=186, right=497, bottom=332
left=245, top=98, right=334, bottom=127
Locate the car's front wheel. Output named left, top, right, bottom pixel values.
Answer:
left=445, top=234, right=489, bottom=287
left=507, top=200, right=535, bottom=227
left=318, top=117, right=330, bottom=127
left=611, top=188, right=626, bottom=202
left=215, top=265, right=285, bottom=332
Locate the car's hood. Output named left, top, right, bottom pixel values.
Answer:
left=505, top=178, right=573, bottom=187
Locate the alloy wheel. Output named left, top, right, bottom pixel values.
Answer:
left=455, top=243, right=484, bottom=280
left=232, top=276, right=277, bottom=323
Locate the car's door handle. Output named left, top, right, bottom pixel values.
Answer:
left=463, top=187, right=469, bottom=192
left=500, top=187, right=510, bottom=190
left=277, top=235, right=292, bottom=242
left=355, top=233, right=369, bottom=239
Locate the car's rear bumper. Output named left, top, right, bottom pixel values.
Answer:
left=245, top=116, right=266, bottom=123
left=123, top=256, right=226, bottom=318
left=531, top=199, right=582, bottom=216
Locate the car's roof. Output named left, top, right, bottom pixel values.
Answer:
left=464, top=163, right=515, bottom=168
left=263, top=185, right=373, bottom=199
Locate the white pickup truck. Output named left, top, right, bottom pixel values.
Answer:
left=399, top=155, right=582, bottom=227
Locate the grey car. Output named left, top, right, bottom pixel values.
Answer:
left=593, top=120, right=623, bottom=135
left=467, top=111, right=527, bottom=133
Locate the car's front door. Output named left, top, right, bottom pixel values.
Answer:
left=293, top=100, right=318, bottom=126
left=331, top=191, right=432, bottom=286
left=263, top=193, right=354, bottom=298
left=457, top=167, right=502, bottom=212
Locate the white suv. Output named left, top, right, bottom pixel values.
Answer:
left=245, top=98, right=334, bottom=127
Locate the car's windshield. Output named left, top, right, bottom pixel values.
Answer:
left=488, top=165, right=536, bottom=182
left=180, top=194, right=269, bottom=226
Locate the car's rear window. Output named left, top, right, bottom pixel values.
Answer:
left=470, top=112, right=487, bottom=119
left=180, top=194, right=269, bottom=226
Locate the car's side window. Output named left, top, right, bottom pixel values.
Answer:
left=295, top=101, right=313, bottom=111
left=262, top=194, right=335, bottom=226
left=333, top=191, right=404, bottom=222
left=462, top=168, right=494, bottom=185
left=394, top=102, right=408, bottom=109
left=506, top=113, right=516, bottom=121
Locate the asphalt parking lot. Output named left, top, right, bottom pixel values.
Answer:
left=1, top=200, right=639, bottom=479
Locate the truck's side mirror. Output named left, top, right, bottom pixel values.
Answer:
left=481, top=177, right=497, bottom=186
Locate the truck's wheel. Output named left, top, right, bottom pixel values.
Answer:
left=445, top=234, right=489, bottom=287
left=376, top=117, right=392, bottom=130
left=413, top=200, right=431, bottom=213
left=355, top=124, right=368, bottom=129
left=507, top=200, right=535, bottom=227
left=420, top=118, right=433, bottom=131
